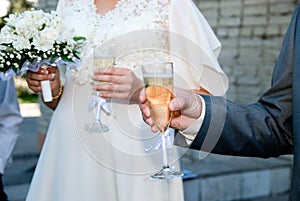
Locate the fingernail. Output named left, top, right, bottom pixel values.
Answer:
left=48, top=73, right=55, bottom=80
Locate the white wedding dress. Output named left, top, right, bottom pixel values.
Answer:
left=26, top=0, right=228, bottom=200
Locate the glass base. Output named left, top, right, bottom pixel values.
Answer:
left=151, top=166, right=184, bottom=180
left=85, top=121, right=109, bottom=133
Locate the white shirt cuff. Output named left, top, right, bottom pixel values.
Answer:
left=179, top=95, right=206, bottom=145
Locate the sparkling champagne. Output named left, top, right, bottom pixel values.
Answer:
left=93, top=57, right=115, bottom=85
left=144, top=74, right=173, bottom=133
left=94, top=57, right=115, bottom=68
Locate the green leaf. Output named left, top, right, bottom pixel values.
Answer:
left=61, top=55, right=73, bottom=62
left=73, top=36, right=86, bottom=41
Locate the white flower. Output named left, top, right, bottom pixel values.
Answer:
left=12, top=36, right=31, bottom=50
left=0, top=26, right=14, bottom=44
left=4, top=13, right=20, bottom=26
left=29, top=10, right=47, bottom=24
left=15, top=17, right=31, bottom=37
left=32, top=27, right=58, bottom=51
left=16, top=53, right=21, bottom=60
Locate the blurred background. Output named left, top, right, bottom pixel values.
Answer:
left=1, top=0, right=299, bottom=200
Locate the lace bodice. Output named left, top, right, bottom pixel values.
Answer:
left=60, top=0, right=169, bottom=44
left=63, top=0, right=169, bottom=44
left=57, top=0, right=171, bottom=84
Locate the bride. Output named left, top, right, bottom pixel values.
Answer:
left=25, top=0, right=228, bottom=200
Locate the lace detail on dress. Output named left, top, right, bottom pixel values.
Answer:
left=60, top=0, right=171, bottom=85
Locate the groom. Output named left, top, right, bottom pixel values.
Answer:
left=139, top=3, right=300, bottom=200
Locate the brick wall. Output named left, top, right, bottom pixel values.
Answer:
left=37, top=0, right=58, bottom=11
left=194, top=0, right=299, bottom=103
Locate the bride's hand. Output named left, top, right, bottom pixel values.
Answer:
left=26, top=66, right=60, bottom=93
left=92, top=67, right=143, bottom=103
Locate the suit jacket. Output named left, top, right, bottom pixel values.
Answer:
left=0, top=79, right=22, bottom=174
left=190, top=4, right=300, bottom=200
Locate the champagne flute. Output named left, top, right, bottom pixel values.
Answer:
left=85, top=47, right=115, bottom=133
left=142, top=61, right=183, bottom=179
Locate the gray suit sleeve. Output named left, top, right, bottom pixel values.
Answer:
left=189, top=3, right=297, bottom=157
left=190, top=95, right=293, bottom=158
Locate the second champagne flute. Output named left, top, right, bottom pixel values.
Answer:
left=87, top=47, right=115, bottom=133
left=142, top=61, right=183, bottom=179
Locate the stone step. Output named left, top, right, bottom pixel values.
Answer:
left=181, top=150, right=292, bottom=201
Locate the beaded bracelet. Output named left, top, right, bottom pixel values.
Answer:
left=52, top=83, right=63, bottom=100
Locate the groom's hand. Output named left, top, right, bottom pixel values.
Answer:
left=169, top=87, right=203, bottom=130
left=139, top=87, right=203, bottom=132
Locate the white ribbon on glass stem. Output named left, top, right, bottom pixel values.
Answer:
left=145, top=129, right=174, bottom=153
left=88, top=93, right=111, bottom=122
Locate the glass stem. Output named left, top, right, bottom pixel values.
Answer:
left=161, top=133, right=169, bottom=168
left=96, top=99, right=101, bottom=122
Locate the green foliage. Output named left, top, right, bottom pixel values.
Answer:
left=14, top=77, right=38, bottom=103
left=17, top=86, right=38, bottom=103
left=0, top=0, right=35, bottom=29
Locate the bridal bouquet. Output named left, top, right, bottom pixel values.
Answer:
left=0, top=9, right=86, bottom=101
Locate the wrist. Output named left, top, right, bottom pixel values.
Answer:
left=52, top=82, right=63, bottom=100
left=195, top=95, right=203, bottom=119
left=130, top=81, right=144, bottom=104
left=179, top=95, right=206, bottom=141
